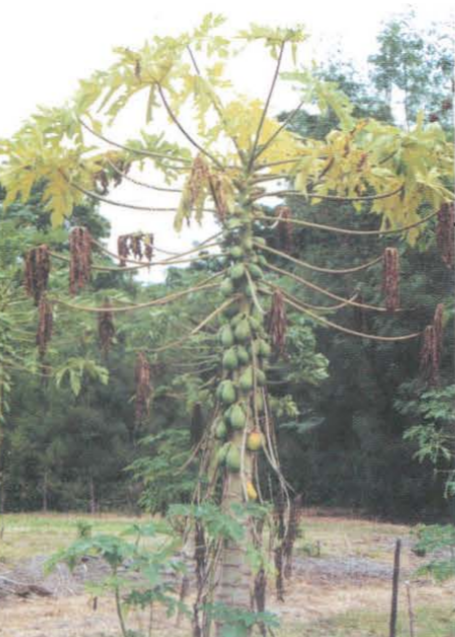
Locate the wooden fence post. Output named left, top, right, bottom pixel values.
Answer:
left=389, top=538, right=402, bottom=637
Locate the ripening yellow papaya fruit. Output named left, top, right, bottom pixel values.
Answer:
left=247, top=431, right=264, bottom=452
left=246, top=481, right=258, bottom=500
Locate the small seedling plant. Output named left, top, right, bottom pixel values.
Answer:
left=48, top=520, right=188, bottom=637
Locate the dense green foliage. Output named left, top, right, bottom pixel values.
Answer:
left=412, top=523, right=455, bottom=581
left=269, top=18, right=454, bottom=519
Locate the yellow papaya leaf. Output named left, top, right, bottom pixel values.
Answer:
left=43, top=170, right=73, bottom=228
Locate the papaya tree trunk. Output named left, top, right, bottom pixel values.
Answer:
left=216, top=438, right=253, bottom=617
left=213, top=203, right=262, bottom=635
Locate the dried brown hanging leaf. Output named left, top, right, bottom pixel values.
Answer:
left=209, top=173, right=230, bottom=221
left=194, top=521, right=206, bottom=593
left=188, top=155, right=209, bottom=208
left=274, top=546, right=284, bottom=602
left=134, top=58, right=141, bottom=80
left=109, top=157, right=132, bottom=187
left=275, top=206, right=293, bottom=253
left=69, top=227, right=92, bottom=295
left=436, top=203, right=454, bottom=268
left=143, top=234, right=154, bottom=261
left=273, top=486, right=286, bottom=602
left=117, top=233, right=154, bottom=266
left=24, top=245, right=51, bottom=305
left=254, top=567, right=267, bottom=635
left=98, top=302, right=115, bottom=354
left=382, top=247, right=400, bottom=312
left=93, top=169, right=109, bottom=195
left=268, top=290, right=287, bottom=356
left=420, top=326, right=438, bottom=385
left=131, top=235, right=143, bottom=260
left=433, top=303, right=444, bottom=355
left=283, top=493, right=303, bottom=579
left=356, top=152, right=368, bottom=172
left=36, top=295, right=53, bottom=358
left=135, top=352, right=152, bottom=422
left=420, top=304, right=445, bottom=385
left=117, top=235, right=129, bottom=267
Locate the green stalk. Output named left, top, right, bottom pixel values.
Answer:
left=113, top=567, right=128, bottom=637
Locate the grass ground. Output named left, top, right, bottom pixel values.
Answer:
left=293, top=512, right=411, bottom=562
left=0, top=512, right=142, bottom=563
left=0, top=509, right=453, bottom=637
left=279, top=604, right=455, bottom=637
left=0, top=509, right=409, bottom=563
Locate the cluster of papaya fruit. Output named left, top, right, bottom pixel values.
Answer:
left=213, top=216, right=269, bottom=489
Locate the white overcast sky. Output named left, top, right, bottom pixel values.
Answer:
left=1, top=0, right=452, bottom=136
left=1, top=0, right=453, bottom=280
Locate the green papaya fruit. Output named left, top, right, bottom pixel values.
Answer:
left=236, top=346, right=250, bottom=365
left=234, top=319, right=251, bottom=343
left=239, top=366, right=254, bottom=392
left=217, top=442, right=230, bottom=465
left=242, top=237, right=253, bottom=251
left=248, top=264, right=264, bottom=280
left=220, top=278, right=234, bottom=298
left=250, top=340, right=259, bottom=356
left=230, top=263, right=245, bottom=280
left=226, top=218, right=243, bottom=230
left=215, top=420, right=227, bottom=440
left=255, top=237, right=266, bottom=247
left=256, top=368, right=266, bottom=387
left=230, top=246, right=244, bottom=260
left=223, top=348, right=239, bottom=371
left=258, top=255, right=268, bottom=267
left=249, top=316, right=262, bottom=332
left=252, top=306, right=264, bottom=321
left=226, top=445, right=241, bottom=472
left=222, top=301, right=239, bottom=318
left=219, top=325, right=234, bottom=348
left=258, top=339, right=271, bottom=358
left=231, top=312, right=245, bottom=328
left=230, top=404, right=246, bottom=430
left=220, top=380, right=237, bottom=405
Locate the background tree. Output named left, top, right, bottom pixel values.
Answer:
left=266, top=14, right=454, bottom=519
left=0, top=186, right=149, bottom=512
left=368, top=9, right=453, bottom=129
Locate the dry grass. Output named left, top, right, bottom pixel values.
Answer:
left=0, top=593, right=191, bottom=637
left=1, top=585, right=453, bottom=637
left=295, top=510, right=412, bottom=563
left=273, top=578, right=454, bottom=633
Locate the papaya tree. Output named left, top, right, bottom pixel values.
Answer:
left=0, top=14, right=453, bottom=635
